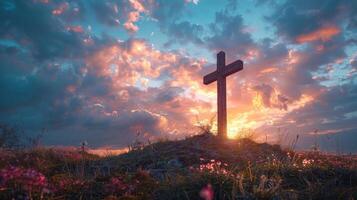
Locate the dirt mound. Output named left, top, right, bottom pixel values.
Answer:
left=112, top=133, right=286, bottom=172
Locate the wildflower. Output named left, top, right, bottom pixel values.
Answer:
left=302, top=158, right=314, bottom=167
left=105, top=177, right=129, bottom=195
left=0, top=166, right=48, bottom=194
left=196, top=159, right=232, bottom=176
left=199, top=184, right=214, bottom=200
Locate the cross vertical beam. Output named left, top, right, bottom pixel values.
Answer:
left=217, top=52, right=227, bottom=139
left=203, top=51, right=244, bottom=139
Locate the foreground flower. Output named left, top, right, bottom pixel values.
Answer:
left=105, top=177, right=130, bottom=195
left=0, top=166, right=49, bottom=193
left=199, top=184, right=214, bottom=200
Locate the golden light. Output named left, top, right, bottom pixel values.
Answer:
left=189, top=108, right=200, bottom=115
left=252, top=93, right=264, bottom=110
left=289, top=94, right=314, bottom=111
left=88, top=147, right=129, bottom=156
left=133, top=41, right=144, bottom=52
left=227, top=113, right=257, bottom=139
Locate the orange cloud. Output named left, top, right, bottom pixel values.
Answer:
left=296, top=26, right=340, bottom=43
left=86, top=40, right=178, bottom=89
left=260, top=67, right=278, bottom=74
left=124, top=11, right=140, bottom=32
left=129, top=0, right=146, bottom=12
left=124, top=22, right=139, bottom=33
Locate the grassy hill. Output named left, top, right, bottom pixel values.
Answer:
left=1, top=133, right=357, bottom=199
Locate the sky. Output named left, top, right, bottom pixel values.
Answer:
left=0, top=0, right=356, bottom=153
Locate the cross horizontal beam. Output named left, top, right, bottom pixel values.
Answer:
left=203, top=71, right=218, bottom=85
left=203, top=60, right=243, bottom=85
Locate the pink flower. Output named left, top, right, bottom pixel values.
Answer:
left=199, top=184, right=214, bottom=200
left=105, top=177, right=129, bottom=194
left=0, top=166, right=48, bottom=193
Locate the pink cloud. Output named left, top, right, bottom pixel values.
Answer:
left=296, top=25, right=341, bottom=43
left=52, top=2, right=68, bottom=15
left=123, top=0, right=148, bottom=33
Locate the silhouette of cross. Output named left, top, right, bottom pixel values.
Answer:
left=203, top=51, right=243, bottom=139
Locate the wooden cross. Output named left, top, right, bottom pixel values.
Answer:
left=203, top=51, right=243, bottom=139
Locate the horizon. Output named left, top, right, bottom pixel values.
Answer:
left=0, top=0, right=357, bottom=153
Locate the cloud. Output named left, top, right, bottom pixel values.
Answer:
left=253, top=84, right=273, bottom=107
left=123, top=11, right=140, bottom=33
left=158, top=6, right=255, bottom=56
left=261, top=81, right=357, bottom=152
left=123, top=0, right=148, bottom=33
left=0, top=18, right=212, bottom=148
left=252, top=83, right=288, bottom=110
left=185, top=0, right=200, bottom=5
left=269, top=0, right=356, bottom=43
left=296, top=25, right=341, bottom=43
left=0, top=1, right=199, bottom=147
left=166, top=21, right=204, bottom=45
left=90, top=0, right=148, bottom=33
left=205, top=10, right=254, bottom=57
left=51, top=2, right=68, bottom=15
left=146, top=0, right=207, bottom=46
left=0, top=1, right=85, bottom=60
left=149, top=0, right=187, bottom=25
left=155, top=87, right=184, bottom=103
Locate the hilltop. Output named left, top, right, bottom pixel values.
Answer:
left=1, top=133, right=357, bottom=199
left=113, top=133, right=285, bottom=172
